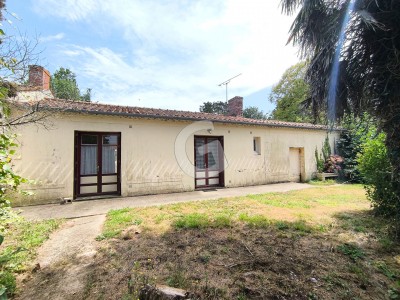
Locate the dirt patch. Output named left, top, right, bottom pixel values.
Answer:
left=83, top=225, right=396, bottom=299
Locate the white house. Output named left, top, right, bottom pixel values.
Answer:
left=9, top=66, right=339, bottom=206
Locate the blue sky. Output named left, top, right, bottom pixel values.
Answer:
left=6, top=0, right=299, bottom=114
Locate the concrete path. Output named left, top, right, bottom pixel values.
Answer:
left=17, top=182, right=312, bottom=221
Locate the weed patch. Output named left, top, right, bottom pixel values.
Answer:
left=0, top=218, right=63, bottom=297
left=337, top=243, right=365, bottom=261
left=238, top=213, right=270, bottom=228
left=173, top=213, right=211, bottom=229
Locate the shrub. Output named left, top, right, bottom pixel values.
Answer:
left=323, top=155, right=343, bottom=173
left=357, top=132, right=398, bottom=218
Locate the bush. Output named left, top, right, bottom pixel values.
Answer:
left=357, top=132, right=397, bottom=217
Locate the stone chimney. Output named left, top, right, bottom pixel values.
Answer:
left=28, top=65, right=51, bottom=90
left=227, top=96, right=243, bottom=117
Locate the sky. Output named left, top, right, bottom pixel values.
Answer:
left=5, top=0, right=300, bottom=114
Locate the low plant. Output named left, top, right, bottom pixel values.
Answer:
left=337, top=243, right=365, bottom=261
left=125, top=261, right=157, bottom=299
left=0, top=218, right=62, bottom=298
left=374, top=261, right=398, bottom=280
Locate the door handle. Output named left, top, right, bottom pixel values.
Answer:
left=97, top=165, right=99, bottom=173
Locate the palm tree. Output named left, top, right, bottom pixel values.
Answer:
left=281, top=0, right=400, bottom=210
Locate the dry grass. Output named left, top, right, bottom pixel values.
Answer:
left=20, top=185, right=400, bottom=300
left=99, top=184, right=369, bottom=240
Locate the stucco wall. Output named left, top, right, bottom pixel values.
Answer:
left=12, top=113, right=338, bottom=206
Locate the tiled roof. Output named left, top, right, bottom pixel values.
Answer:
left=13, top=97, right=332, bottom=130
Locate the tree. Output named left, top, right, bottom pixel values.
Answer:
left=281, top=0, right=400, bottom=229
left=243, top=106, right=266, bottom=120
left=269, top=61, right=315, bottom=123
left=199, top=101, right=227, bottom=114
left=51, top=67, right=91, bottom=101
left=336, top=114, right=374, bottom=183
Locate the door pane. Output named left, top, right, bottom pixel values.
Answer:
left=196, top=179, right=206, bottom=186
left=209, top=178, right=219, bottom=185
left=207, top=139, right=220, bottom=170
left=102, top=175, right=118, bottom=183
left=102, top=184, right=118, bottom=192
left=81, top=145, right=97, bottom=175
left=80, top=185, right=97, bottom=194
left=80, top=176, right=97, bottom=184
left=102, top=146, right=117, bottom=174
left=195, top=138, right=206, bottom=170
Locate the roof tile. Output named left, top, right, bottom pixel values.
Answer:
left=12, top=97, right=331, bottom=130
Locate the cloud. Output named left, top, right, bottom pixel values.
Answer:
left=34, top=0, right=97, bottom=21
left=34, top=0, right=300, bottom=111
left=39, top=33, right=65, bottom=43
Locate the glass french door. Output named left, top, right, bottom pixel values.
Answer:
left=194, top=136, right=224, bottom=188
left=74, top=132, right=121, bottom=198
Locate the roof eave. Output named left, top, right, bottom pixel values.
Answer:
left=55, top=108, right=338, bottom=131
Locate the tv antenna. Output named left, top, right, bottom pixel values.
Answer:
left=218, top=73, right=242, bottom=102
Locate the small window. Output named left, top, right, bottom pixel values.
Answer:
left=253, top=137, right=261, bottom=155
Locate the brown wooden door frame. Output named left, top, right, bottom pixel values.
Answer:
left=74, top=131, right=121, bottom=199
left=194, top=135, right=225, bottom=189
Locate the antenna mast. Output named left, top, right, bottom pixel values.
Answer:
left=218, top=73, right=242, bottom=102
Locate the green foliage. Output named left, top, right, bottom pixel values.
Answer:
left=0, top=271, right=15, bottom=297
left=314, top=148, right=324, bottom=173
left=0, top=134, right=30, bottom=210
left=336, top=115, right=373, bottom=182
left=238, top=213, right=270, bottom=228
left=242, top=106, right=266, bottom=120
left=337, top=243, right=365, bottom=262
left=199, top=101, right=227, bottom=115
left=101, top=208, right=143, bottom=238
left=0, top=218, right=62, bottom=297
left=308, top=179, right=336, bottom=186
left=199, top=102, right=267, bottom=120
left=269, top=61, right=318, bottom=123
left=315, top=136, right=341, bottom=173
left=281, top=0, right=400, bottom=234
left=173, top=213, right=211, bottom=229
left=322, top=136, right=332, bottom=162
left=51, top=67, right=91, bottom=101
left=357, top=132, right=398, bottom=217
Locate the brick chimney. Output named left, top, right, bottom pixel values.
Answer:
left=227, top=96, right=243, bottom=117
left=28, top=65, right=50, bottom=90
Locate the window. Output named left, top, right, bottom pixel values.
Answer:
left=253, top=137, right=261, bottom=155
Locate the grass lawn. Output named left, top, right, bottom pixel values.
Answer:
left=86, top=185, right=399, bottom=299
left=0, top=215, right=63, bottom=297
